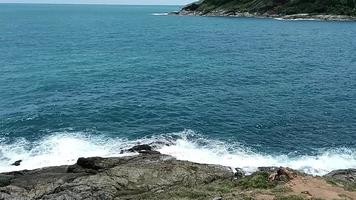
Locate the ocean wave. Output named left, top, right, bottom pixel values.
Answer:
left=0, top=130, right=355, bottom=175
left=274, top=17, right=319, bottom=21
left=151, top=13, right=168, bottom=16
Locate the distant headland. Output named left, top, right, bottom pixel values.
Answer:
left=171, top=0, right=356, bottom=21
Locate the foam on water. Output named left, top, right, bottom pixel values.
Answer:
left=152, top=13, right=169, bottom=16
left=274, top=17, right=319, bottom=21
left=0, top=130, right=355, bottom=175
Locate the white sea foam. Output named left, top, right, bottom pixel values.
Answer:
left=0, top=130, right=355, bottom=175
left=152, top=13, right=169, bottom=16
left=274, top=17, right=319, bottom=21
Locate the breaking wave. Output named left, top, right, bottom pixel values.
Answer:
left=151, top=13, right=169, bottom=16
left=0, top=129, right=355, bottom=175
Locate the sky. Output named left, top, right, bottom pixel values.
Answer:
left=0, top=0, right=193, bottom=5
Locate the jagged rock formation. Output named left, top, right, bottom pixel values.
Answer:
left=0, top=153, right=233, bottom=200
left=0, top=148, right=355, bottom=200
left=174, top=0, right=356, bottom=20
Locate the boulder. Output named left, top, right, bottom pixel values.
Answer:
left=11, top=160, right=22, bottom=166
left=234, top=168, right=245, bottom=179
left=324, top=169, right=356, bottom=184
left=128, top=144, right=153, bottom=152
left=0, top=153, right=234, bottom=199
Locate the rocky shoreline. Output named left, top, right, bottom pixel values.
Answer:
left=170, top=10, right=356, bottom=21
left=1, top=145, right=356, bottom=200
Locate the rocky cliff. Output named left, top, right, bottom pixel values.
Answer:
left=0, top=147, right=356, bottom=200
left=174, top=0, right=356, bottom=20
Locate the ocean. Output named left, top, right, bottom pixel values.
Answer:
left=0, top=3, right=356, bottom=175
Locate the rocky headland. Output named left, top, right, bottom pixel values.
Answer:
left=0, top=145, right=356, bottom=200
left=171, top=0, right=356, bottom=21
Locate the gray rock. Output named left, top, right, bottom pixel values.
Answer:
left=257, top=166, right=279, bottom=173
left=128, top=144, right=153, bottom=152
left=234, top=168, right=245, bottom=179
left=0, top=174, right=13, bottom=187
left=324, top=169, right=356, bottom=184
left=0, top=153, right=234, bottom=199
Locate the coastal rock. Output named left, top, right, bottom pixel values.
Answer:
left=257, top=166, right=279, bottom=173
left=128, top=144, right=153, bottom=152
left=11, top=160, right=22, bottom=166
left=121, top=144, right=162, bottom=155
left=325, top=169, right=356, bottom=184
left=0, top=174, right=13, bottom=187
left=234, top=168, right=245, bottom=179
left=0, top=153, right=234, bottom=200
left=173, top=0, right=356, bottom=21
left=268, top=167, right=296, bottom=182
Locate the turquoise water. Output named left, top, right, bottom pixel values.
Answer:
left=0, top=4, right=356, bottom=174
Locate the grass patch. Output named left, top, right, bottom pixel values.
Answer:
left=206, top=180, right=237, bottom=193
left=325, top=177, right=356, bottom=191
left=271, top=185, right=292, bottom=193
left=237, top=171, right=276, bottom=189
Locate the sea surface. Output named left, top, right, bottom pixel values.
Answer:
left=1, top=4, right=356, bottom=175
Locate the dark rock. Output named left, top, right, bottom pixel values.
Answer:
left=175, top=0, right=356, bottom=20
left=128, top=144, right=152, bottom=152
left=324, top=169, right=356, bottom=184
left=182, top=3, right=200, bottom=11
left=0, top=174, right=13, bottom=187
left=234, top=168, right=245, bottom=179
left=11, top=160, right=22, bottom=166
left=139, top=150, right=161, bottom=155
left=76, top=157, right=105, bottom=170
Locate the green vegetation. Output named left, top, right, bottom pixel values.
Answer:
left=183, top=0, right=356, bottom=16
left=237, top=171, right=277, bottom=189
left=326, top=177, right=356, bottom=191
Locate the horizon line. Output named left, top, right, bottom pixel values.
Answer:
left=0, top=2, right=186, bottom=6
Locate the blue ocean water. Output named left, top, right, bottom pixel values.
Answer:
left=0, top=3, right=356, bottom=174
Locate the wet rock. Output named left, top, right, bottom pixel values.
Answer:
left=325, top=169, right=356, bottom=184
left=234, top=168, right=245, bottom=179
left=11, top=160, right=22, bottom=166
left=128, top=144, right=153, bottom=152
left=76, top=157, right=105, bottom=170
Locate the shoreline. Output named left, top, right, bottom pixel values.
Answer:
left=2, top=153, right=355, bottom=177
left=170, top=10, right=356, bottom=21
left=1, top=149, right=355, bottom=199
left=1, top=133, right=355, bottom=176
